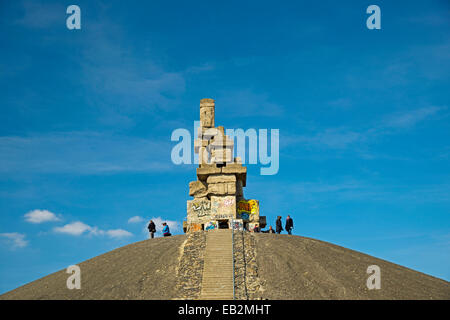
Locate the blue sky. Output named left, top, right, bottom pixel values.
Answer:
left=0, top=0, right=449, bottom=294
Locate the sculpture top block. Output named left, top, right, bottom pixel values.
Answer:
left=199, top=98, right=215, bottom=128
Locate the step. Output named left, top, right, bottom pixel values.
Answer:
left=203, top=267, right=232, bottom=270
left=201, top=288, right=234, bottom=291
left=203, top=269, right=232, bottom=272
left=204, top=253, right=232, bottom=255
left=204, top=259, right=233, bottom=262
left=202, top=274, right=233, bottom=276
left=202, top=271, right=233, bottom=274
left=200, top=293, right=233, bottom=296
left=203, top=258, right=232, bottom=262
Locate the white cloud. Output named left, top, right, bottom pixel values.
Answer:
left=53, top=221, right=133, bottom=239
left=24, top=209, right=61, bottom=224
left=105, top=229, right=133, bottom=238
left=0, top=233, right=28, bottom=249
left=54, top=221, right=92, bottom=236
left=383, top=106, right=444, bottom=129
left=128, top=216, right=144, bottom=224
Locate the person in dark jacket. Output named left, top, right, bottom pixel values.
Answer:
left=147, top=220, right=156, bottom=239
left=285, top=215, right=294, bottom=235
left=276, top=216, right=283, bottom=234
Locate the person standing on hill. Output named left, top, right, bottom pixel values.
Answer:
left=147, top=220, right=156, bottom=239
left=162, top=222, right=171, bottom=237
left=285, top=215, right=294, bottom=235
left=276, top=216, right=283, bottom=234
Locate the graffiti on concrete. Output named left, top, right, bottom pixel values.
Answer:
left=211, top=196, right=235, bottom=217
left=232, top=219, right=243, bottom=231
left=237, top=199, right=259, bottom=221
left=213, top=214, right=233, bottom=220
left=189, top=223, right=203, bottom=232
left=223, top=198, right=234, bottom=207
left=248, top=222, right=259, bottom=232
left=192, top=200, right=211, bottom=217
left=205, top=221, right=218, bottom=231
left=240, top=212, right=249, bottom=220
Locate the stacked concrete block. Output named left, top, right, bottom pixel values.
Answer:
left=185, top=98, right=264, bottom=233
left=189, top=180, right=208, bottom=199
left=200, top=98, right=215, bottom=128
left=209, top=133, right=234, bottom=164
left=207, top=175, right=236, bottom=196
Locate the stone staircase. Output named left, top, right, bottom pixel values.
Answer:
left=199, top=229, right=234, bottom=300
